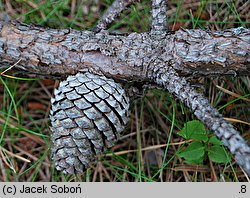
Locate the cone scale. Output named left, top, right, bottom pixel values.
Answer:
left=50, top=72, right=130, bottom=174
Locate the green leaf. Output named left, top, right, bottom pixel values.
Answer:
left=209, top=136, right=223, bottom=145
left=178, top=141, right=205, bottom=161
left=185, top=156, right=204, bottom=165
left=178, top=120, right=208, bottom=141
left=208, top=146, right=230, bottom=164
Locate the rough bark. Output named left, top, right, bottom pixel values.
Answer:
left=151, top=0, right=167, bottom=33
left=0, top=21, right=249, bottom=80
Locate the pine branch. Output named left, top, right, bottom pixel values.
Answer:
left=93, top=0, right=138, bottom=32
left=152, top=62, right=250, bottom=176
left=0, top=22, right=249, bottom=78
left=150, top=0, right=250, bottom=175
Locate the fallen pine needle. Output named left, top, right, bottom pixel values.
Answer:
left=1, top=147, right=31, bottom=163
left=224, top=117, right=250, bottom=126
left=104, top=139, right=192, bottom=157
left=216, top=85, right=250, bottom=102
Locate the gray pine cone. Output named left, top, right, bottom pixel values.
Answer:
left=50, top=72, right=130, bottom=174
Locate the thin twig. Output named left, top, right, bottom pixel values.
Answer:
left=94, top=0, right=137, bottom=32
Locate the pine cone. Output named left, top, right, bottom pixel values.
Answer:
left=50, top=72, right=130, bottom=174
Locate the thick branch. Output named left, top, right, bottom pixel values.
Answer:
left=0, top=21, right=249, bottom=79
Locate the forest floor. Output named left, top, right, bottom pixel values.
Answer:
left=0, top=0, right=249, bottom=181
